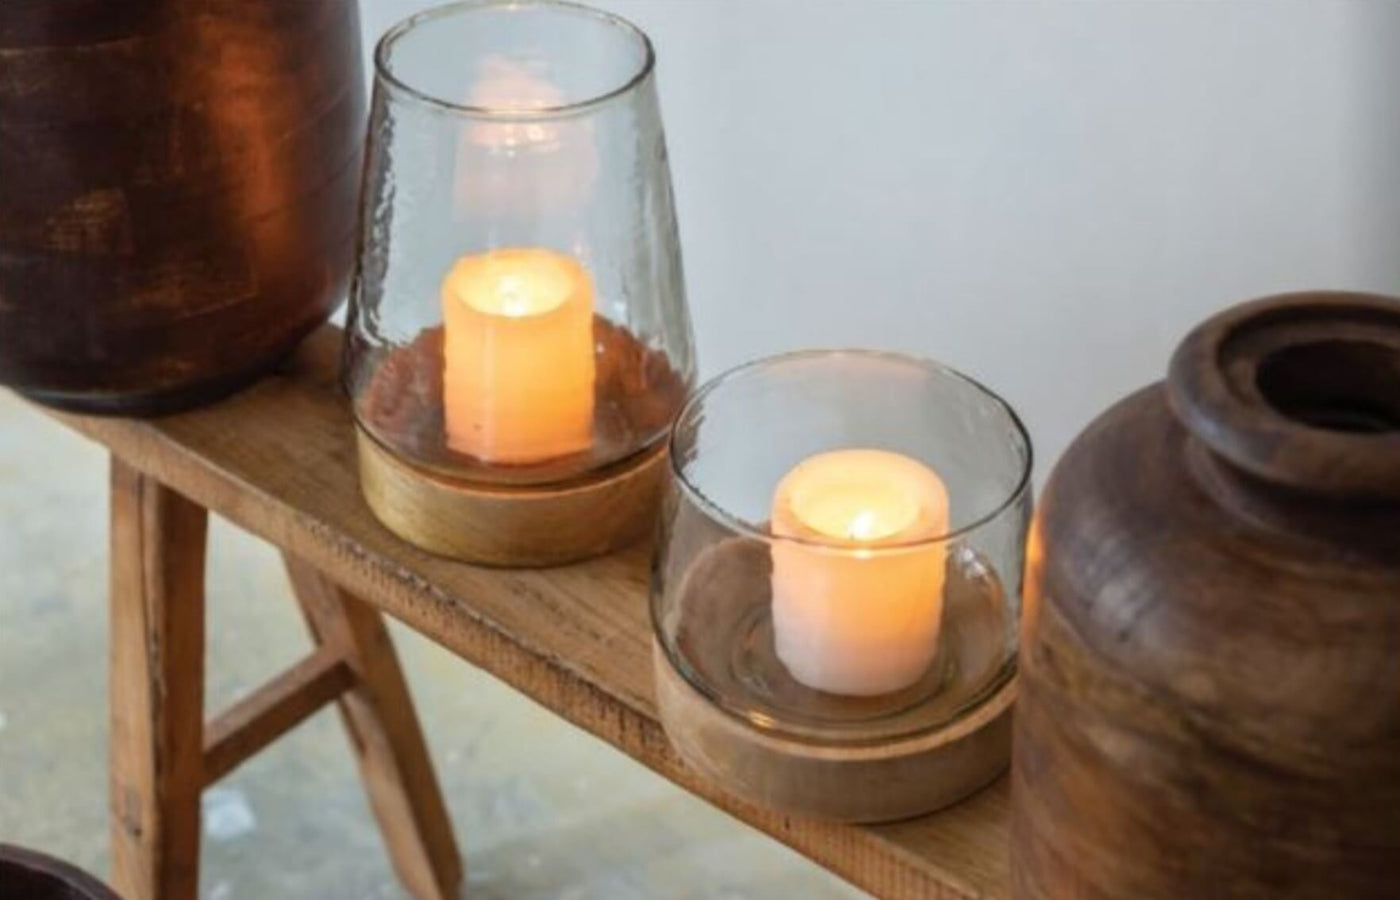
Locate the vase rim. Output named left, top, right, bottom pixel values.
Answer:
left=374, top=0, right=656, bottom=120
left=1167, top=290, right=1400, bottom=501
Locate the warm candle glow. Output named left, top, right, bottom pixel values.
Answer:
left=441, top=247, right=596, bottom=464
left=464, top=57, right=566, bottom=151
left=452, top=57, right=597, bottom=215
left=770, top=449, right=949, bottom=696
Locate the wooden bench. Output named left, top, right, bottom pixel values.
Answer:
left=36, top=326, right=1008, bottom=900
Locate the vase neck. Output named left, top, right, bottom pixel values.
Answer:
left=1184, top=438, right=1400, bottom=562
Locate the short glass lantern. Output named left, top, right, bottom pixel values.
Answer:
left=345, top=0, right=695, bottom=566
left=651, top=350, right=1032, bottom=821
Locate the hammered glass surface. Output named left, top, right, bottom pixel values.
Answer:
left=345, top=0, right=694, bottom=486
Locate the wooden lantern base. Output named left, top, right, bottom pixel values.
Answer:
left=352, top=319, right=686, bottom=567
left=356, top=427, right=668, bottom=567
left=653, top=534, right=1015, bottom=822
left=654, top=640, right=1014, bottom=823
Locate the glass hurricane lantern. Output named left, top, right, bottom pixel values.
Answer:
left=651, top=351, right=1032, bottom=821
left=345, top=0, right=695, bottom=565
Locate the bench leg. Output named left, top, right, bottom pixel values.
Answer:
left=108, top=459, right=461, bottom=900
left=284, top=554, right=463, bottom=900
left=109, top=459, right=208, bottom=900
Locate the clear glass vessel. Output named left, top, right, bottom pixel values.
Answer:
left=345, top=0, right=694, bottom=488
left=652, top=350, right=1032, bottom=747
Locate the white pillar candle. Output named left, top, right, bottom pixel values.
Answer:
left=769, top=449, right=949, bottom=696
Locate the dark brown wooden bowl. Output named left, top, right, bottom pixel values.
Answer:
left=0, top=844, right=120, bottom=900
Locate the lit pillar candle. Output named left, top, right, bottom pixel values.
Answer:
left=441, top=247, right=596, bottom=464
left=770, top=449, right=949, bottom=696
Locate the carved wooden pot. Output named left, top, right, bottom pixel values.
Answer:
left=1012, top=291, right=1400, bottom=899
left=0, top=0, right=364, bottom=414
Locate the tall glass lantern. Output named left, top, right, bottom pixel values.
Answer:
left=345, top=0, right=695, bottom=566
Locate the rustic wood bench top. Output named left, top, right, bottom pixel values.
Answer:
left=45, top=326, right=1009, bottom=900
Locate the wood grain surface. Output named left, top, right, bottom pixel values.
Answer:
left=108, top=460, right=209, bottom=900
left=201, top=648, right=354, bottom=786
left=655, top=643, right=1013, bottom=825
left=356, top=428, right=669, bottom=567
left=0, top=0, right=364, bottom=413
left=107, top=457, right=460, bottom=900
left=38, top=326, right=1011, bottom=900
left=655, top=536, right=1013, bottom=824
left=284, top=554, right=463, bottom=900
left=1013, top=292, right=1400, bottom=899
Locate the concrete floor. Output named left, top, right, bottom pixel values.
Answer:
left=0, top=391, right=864, bottom=899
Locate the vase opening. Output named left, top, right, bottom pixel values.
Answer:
left=1256, top=339, right=1400, bottom=435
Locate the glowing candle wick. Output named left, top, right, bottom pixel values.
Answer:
left=497, top=275, right=532, bottom=318
left=847, top=510, right=879, bottom=541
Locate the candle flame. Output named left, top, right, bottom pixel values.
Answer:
left=497, top=275, right=531, bottom=317
left=847, top=510, right=880, bottom=541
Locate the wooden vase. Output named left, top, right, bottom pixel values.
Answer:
left=0, top=0, right=364, bottom=414
left=1011, top=291, right=1400, bottom=899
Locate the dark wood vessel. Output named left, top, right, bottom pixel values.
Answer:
left=0, top=843, right=120, bottom=900
left=0, top=0, right=364, bottom=414
left=1012, top=291, right=1400, bottom=899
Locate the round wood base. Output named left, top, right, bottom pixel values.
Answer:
left=654, top=639, right=1014, bottom=823
left=356, top=427, right=669, bottom=567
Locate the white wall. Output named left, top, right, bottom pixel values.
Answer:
left=359, top=0, right=1400, bottom=472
